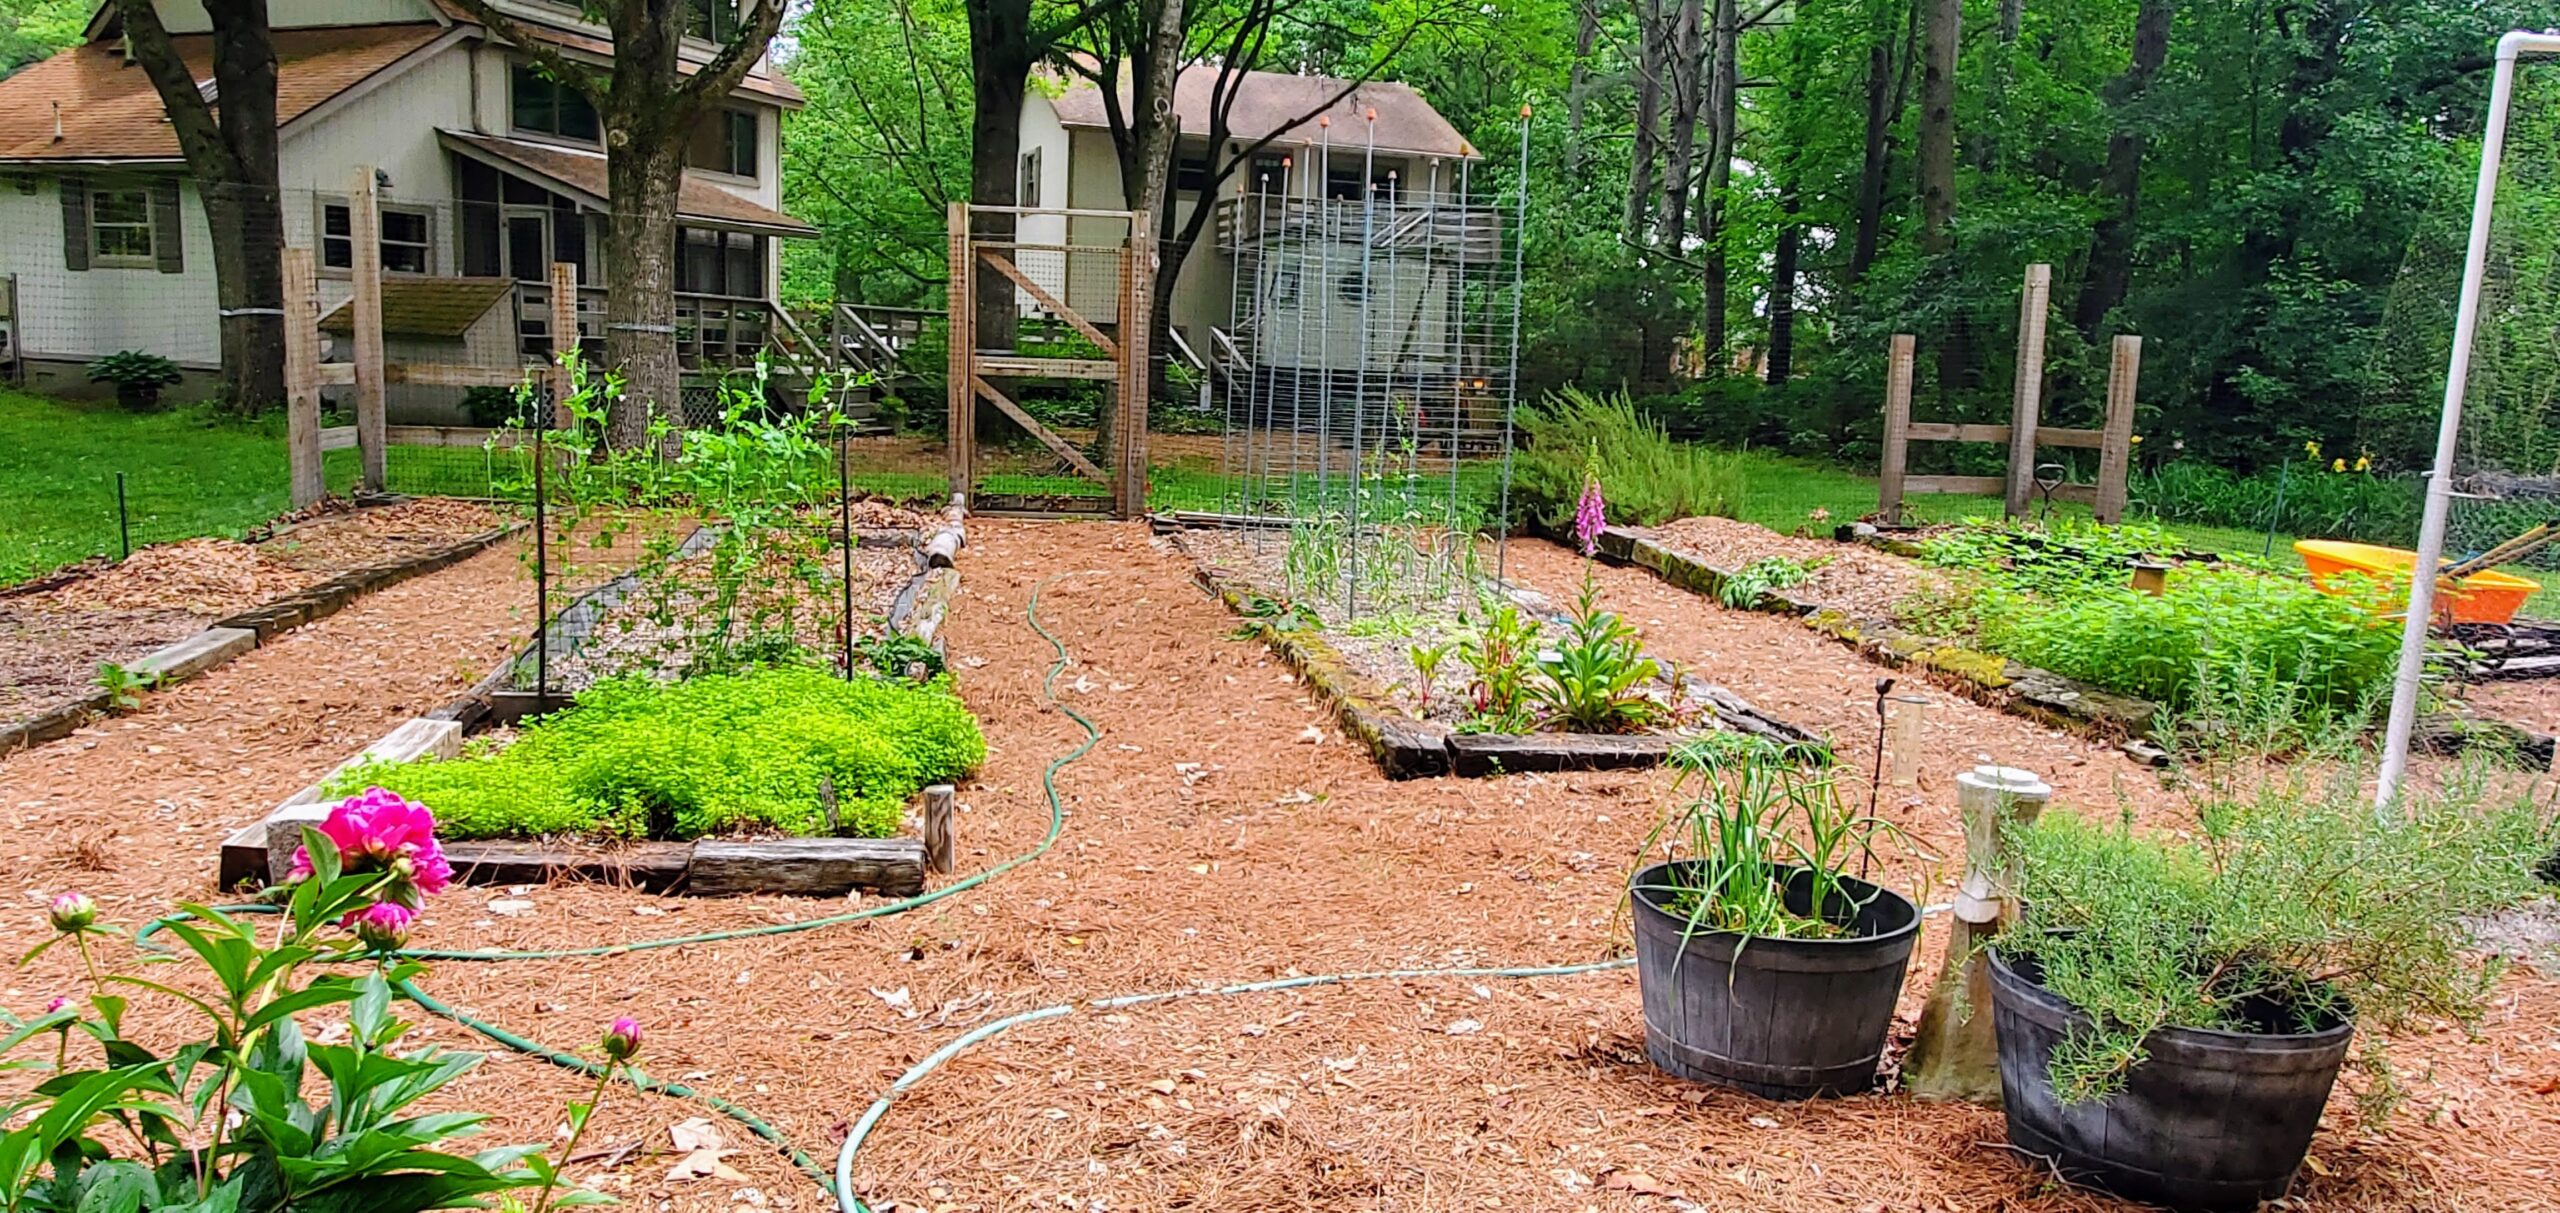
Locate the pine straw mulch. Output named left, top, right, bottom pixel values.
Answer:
left=0, top=521, right=2553, bottom=1213
left=0, top=500, right=506, bottom=722
left=1637, top=515, right=1945, bottom=623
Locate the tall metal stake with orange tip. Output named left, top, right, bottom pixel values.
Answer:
left=1904, top=764, right=2051, bottom=1103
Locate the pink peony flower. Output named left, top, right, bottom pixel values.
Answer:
left=602, top=1017, right=642, bottom=1062
left=1573, top=474, right=1607, bottom=557
left=46, top=892, right=95, bottom=934
left=42, top=997, right=66, bottom=1015
left=289, top=788, right=454, bottom=897
left=351, top=902, right=415, bottom=951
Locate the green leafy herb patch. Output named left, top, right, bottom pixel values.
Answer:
left=330, top=666, right=984, bottom=840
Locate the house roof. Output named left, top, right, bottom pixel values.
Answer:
left=440, top=129, right=818, bottom=236
left=1047, top=69, right=1475, bottom=161
left=0, top=23, right=446, bottom=162
left=319, top=276, right=515, bottom=338
left=423, top=0, right=804, bottom=108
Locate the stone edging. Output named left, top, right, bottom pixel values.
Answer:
left=1591, top=527, right=2171, bottom=763
left=1172, top=529, right=1816, bottom=779
left=217, top=713, right=942, bottom=898
left=1, top=522, right=525, bottom=756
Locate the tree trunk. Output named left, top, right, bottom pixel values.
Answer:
left=967, top=0, right=1032, bottom=356
left=1657, top=0, right=1703, bottom=248
left=603, top=142, right=683, bottom=451
left=1699, top=0, right=1736, bottom=359
left=1096, top=0, right=1187, bottom=464
left=1565, top=0, right=1598, bottom=174
left=1766, top=28, right=1808, bottom=386
left=1625, top=0, right=1664, bottom=238
left=115, top=0, right=287, bottom=414
left=1849, top=23, right=1893, bottom=283
left=2073, top=0, right=2172, bottom=339
left=1916, top=0, right=1959, bottom=256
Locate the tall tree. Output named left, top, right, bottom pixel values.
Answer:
left=446, top=0, right=788, bottom=450
left=1696, top=0, right=1735, bottom=356
left=1847, top=0, right=1913, bottom=283
left=1914, top=0, right=1958, bottom=256
left=112, top=0, right=284, bottom=413
left=2073, top=0, right=2171, bottom=338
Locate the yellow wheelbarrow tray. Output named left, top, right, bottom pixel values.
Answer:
left=2294, top=539, right=2541, bottom=626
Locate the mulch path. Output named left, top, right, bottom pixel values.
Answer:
left=1640, top=515, right=1946, bottom=622
left=0, top=520, right=2551, bottom=1213
left=0, top=500, right=503, bottom=722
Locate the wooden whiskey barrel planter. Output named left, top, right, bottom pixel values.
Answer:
left=1989, top=950, right=2353, bottom=1211
left=1629, top=862, right=1919, bottom=1100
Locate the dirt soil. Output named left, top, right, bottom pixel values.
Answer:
left=0, top=520, right=2554, bottom=1213
left=0, top=500, right=503, bottom=723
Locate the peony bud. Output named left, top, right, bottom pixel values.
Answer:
left=47, top=892, right=95, bottom=934
left=351, top=902, right=415, bottom=952
left=602, top=1017, right=642, bottom=1062
left=42, top=996, right=66, bottom=1015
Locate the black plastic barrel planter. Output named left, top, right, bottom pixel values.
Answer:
left=1988, top=950, right=2354, bottom=1212
left=1628, top=861, right=1920, bottom=1099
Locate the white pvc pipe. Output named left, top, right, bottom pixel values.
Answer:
left=2377, top=31, right=2556, bottom=806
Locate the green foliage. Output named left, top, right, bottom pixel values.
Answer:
left=331, top=666, right=984, bottom=841
left=1637, top=732, right=1897, bottom=942
left=1529, top=569, right=1660, bottom=732
left=1407, top=640, right=1451, bottom=716
left=2134, top=456, right=2420, bottom=550
left=94, top=662, right=163, bottom=713
left=852, top=632, right=944, bottom=681
left=1454, top=593, right=1541, bottom=733
left=2007, top=772, right=2557, bottom=1105
left=461, top=386, right=543, bottom=431
left=83, top=353, right=185, bottom=390
left=1514, top=389, right=1742, bottom=529
left=1717, top=555, right=1820, bottom=609
left=0, top=857, right=581, bottom=1213
left=1917, top=518, right=2401, bottom=713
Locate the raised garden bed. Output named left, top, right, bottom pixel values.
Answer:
left=1170, top=525, right=1814, bottom=778
left=2, top=499, right=519, bottom=752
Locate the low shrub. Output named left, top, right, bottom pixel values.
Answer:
left=2006, top=771, right=2556, bottom=1104
left=2135, top=454, right=2419, bottom=548
left=333, top=666, right=985, bottom=840
left=1514, top=387, right=1743, bottom=529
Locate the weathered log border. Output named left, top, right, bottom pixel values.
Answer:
left=1, top=520, right=524, bottom=756
left=1169, top=527, right=1819, bottom=779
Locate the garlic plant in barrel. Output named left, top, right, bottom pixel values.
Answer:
left=0, top=789, right=603, bottom=1213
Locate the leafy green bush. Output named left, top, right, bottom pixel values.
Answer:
left=1514, top=387, right=1743, bottom=529
left=332, top=666, right=984, bottom=840
left=2136, top=455, right=2419, bottom=548
left=2007, top=773, right=2555, bottom=1105
left=1972, top=567, right=2399, bottom=711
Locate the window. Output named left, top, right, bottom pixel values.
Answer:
left=1326, top=162, right=1401, bottom=203
left=320, top=201, right=435, bottom=273
left=685, top=0, right=740, bottom=42
left=676, top=226, right=765, bottom=298
left=685, top=108, right=758, bottom=178
left=512, top=64, right=599, bottom=143
left=1175, top=153, right=1211, bottom=194
left=1249, top=155, right=1287, bottom=195
left=89, top=185, right=155, bottom=262
left=1018, top=148, right=1042, bottom=208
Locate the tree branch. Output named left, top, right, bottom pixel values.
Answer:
left=440, top=0, right=607, bottom=99
left=110, top=0, right=237, bottom=178
left=677, top=0, right=790, bottom=111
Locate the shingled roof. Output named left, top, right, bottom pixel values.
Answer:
left=440, top=129, right=818, bottom=236
left=0, top=23, right=446, bottom=162
left=319, top=276, right=515, bottom=339
left=1048, top=69, right=1475, bottom=161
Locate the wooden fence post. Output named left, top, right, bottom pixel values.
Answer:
left=547, top=262, right=577, bottom=428
left=347, top=166, right=387, bottom=494
left=2094, top=334, right=2143, bottom=524
left=281, top=247, right=324, bottom=509
left=920, top=784, right=956, bottom=875
left=946, top=202, right=973, bottom=504
left=1905, top=765, right=2053, bottom=1102
left=1878, top=333, right=1917, bottom=525
left=2003, top=263, right=2052, bottom=519
left=1115, top=210, right=1153, bottom=519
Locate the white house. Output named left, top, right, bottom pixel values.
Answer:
left=1016, top=67, right=1486, bottom=379
left=0, top=0, right=814, bottom=418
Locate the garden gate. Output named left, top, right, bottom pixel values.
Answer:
left=945, top=203, right=1153, bottom=518
left=1876, top=263, right=2142, bottom=525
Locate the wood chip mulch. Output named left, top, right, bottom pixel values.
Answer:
left=0, top=520, right=2550, bottom=1213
